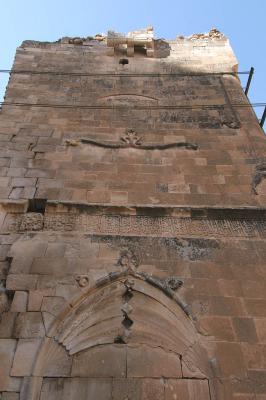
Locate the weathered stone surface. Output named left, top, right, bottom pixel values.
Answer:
left=165, top=379, right=210, bottom=399
left=0, top=312, right=17, bottom=338
left=28, top=289, right=54, bottom=311
left=0, top=339, right=17, bottom=391
left=14, top=312, right=45, bottom=338
left=11, top=339, right=41, bottom=376
left=1, top=26, right=266, bottom=400
left=112, top=378, right=164, bottom=399
left=6, top=274, right=37, bottom=290
left=0, top=393, right=20, bottom=400
left=71, top=345, right=126, bottom=378
left=127, top=345, right=182, bottom=378
left=39, top=378, right=112, bottom=400
left=10, top=291, right=28, bottom=312
left=34, top=338, right=72, bottom=377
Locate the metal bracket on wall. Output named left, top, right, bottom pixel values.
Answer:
left=259, top=106, right=266, bottom=129
left=245, top=66, right=254, bottom=96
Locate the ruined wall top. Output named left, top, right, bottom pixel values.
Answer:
left=20, top=26, right=238, bottom=73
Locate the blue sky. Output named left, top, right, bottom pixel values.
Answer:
left=0, top=0, right=265, bottom=120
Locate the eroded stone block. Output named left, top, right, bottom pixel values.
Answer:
left=14, top=312, right=45, bottom=338
left=11, top=339, right=41, bottom=376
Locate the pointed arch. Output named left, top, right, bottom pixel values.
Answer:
left=25, top=272, right=223, bottom=399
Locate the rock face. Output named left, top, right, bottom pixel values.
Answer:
left=0, top=27, right=266, bottom=399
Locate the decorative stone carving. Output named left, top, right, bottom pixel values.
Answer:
left=252, top=163, right=266, bottom=194
left=117, top=249, right=139, bottom=270
left=81, top=130, right=198, bottom=150
left=65, top=139, right=80, bottom=146
left=54, top=274, right=198, bottom=356
left=164, top=276, right=183, bottom=291
left=3, top=212, right=266, bottom=239
left=19, top=213, right=44, bottom=231
left=188, top=28, right=225, bottom=40
left=120, top=129, right=142, bottom=146
left=220, top=108, right=241, bottom=129
left=75, top=275, right=89, bottom=287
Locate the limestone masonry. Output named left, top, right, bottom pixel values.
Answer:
left=0, top=27, right=266, bottom=399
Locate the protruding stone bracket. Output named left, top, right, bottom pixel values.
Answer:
left=107, top=26, right=155, bottom=57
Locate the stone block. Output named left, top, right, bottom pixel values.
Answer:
left=0, top=339, right=17, bottom=391
left=0, top=312, right=17, bottom=338
left=245, top=299, right=266, bottom=317
left=9, top=257, right=34, bottom=274
left=216, top=342, right=246, bottom=378
left=254, top=318, right=266, bottom=343
left=45, top=243, right=66, bottom=258
left=39, top=378, right=112, bottom=400
left=41, top=296, right=66, bottom=316
left=71, top=345, right=126, bottom=378
left=233, top=318, right=258, bottom=343
left=6, top=274, right=37, bottom=290
left=14, top=312, right=45, bottom=338
left=8, top=240, right=47, bottom=259
left=112, top=378, right=164, bottom=400
left=10, top=291, right=28, bottom=312
left=34, top=338, right=72, bottom=377
left=20, top=377, right=43, bottom=400
left=31, top=258, right=68, bottom=275
left=0, top=393, right=19, bottom=400
left=199, top=316, right=235, bottom=341
left=11, top=339, right=41, bottom=376
left=127, top=345, right=182, bottom=378
left=28, top=289, right=54, bottom=311
left=11, top=178, right=37, bottom=187
left=165, top=379, right=210, bottom=400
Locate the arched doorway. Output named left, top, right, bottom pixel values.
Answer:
left=24, top=273, right=219, bottom=399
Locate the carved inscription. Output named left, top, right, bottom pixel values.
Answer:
left=33, top=214, right=266, bottom=238
left=3, top=213, right=265, bottom=238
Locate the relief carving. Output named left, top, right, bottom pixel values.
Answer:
left=80, top=129, right=198, bottom=150
left=75, top=275, right=90, bottom=287
left=252, top=163, right=266, bottom=194
left=117, top=248, right=139, bottom=271
left=19, top=213, right=44, bottom=231
left=164, top=276, right=183, bottom=291
left=54, top=272, right=195, bottom=356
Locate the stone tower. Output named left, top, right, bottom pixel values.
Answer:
left=0, top=27, right=266, bottom=399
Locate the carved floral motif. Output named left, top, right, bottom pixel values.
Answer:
left=120, top=129, right=142, bottom=146
left=117, top=248, right=139, bottom=270
left=75, top=275, right=90, bottom=287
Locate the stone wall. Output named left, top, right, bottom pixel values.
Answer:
left=0, top=29, right=266, bottom=399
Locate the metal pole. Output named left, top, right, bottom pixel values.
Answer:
left=245, top=67, right=254, bottom=96
left=260, top=106, right=266, bottom=128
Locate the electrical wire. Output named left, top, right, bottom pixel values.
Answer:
left=0, top=69, right=250, bottom=77
left=0, top=101, right=265, bottom=110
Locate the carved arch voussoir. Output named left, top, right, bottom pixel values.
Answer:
left=26, top=271, right=224, bottom=400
